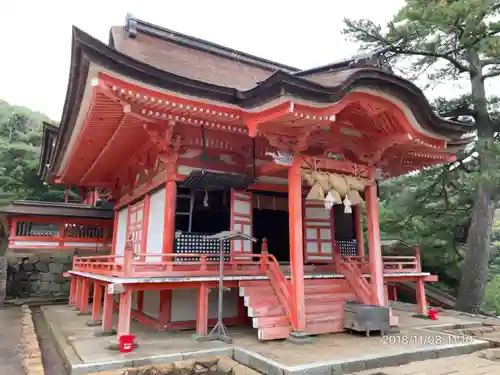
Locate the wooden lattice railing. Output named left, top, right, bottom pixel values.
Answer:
left=72, top=240, right=423, bottom=279
left=9, top=217, right=113, bottom=250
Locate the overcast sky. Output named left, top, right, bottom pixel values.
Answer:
left=0, top=0, right=478, bottom=122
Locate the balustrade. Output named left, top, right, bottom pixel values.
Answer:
left=9, top=217, right=112, bottom=250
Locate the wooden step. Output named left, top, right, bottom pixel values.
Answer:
left=252, top=315, right=289, bottom=328
left=305, top=302, right=344, bottom=314
left=239, top=286, right=274, bottom=298
left=305, top=293, right=356, bottom=303
left=306, top=312, right=343, bottom=324
left=239, top=280, right=272, bottom=288
left=304, top=279, right=349, bottom=286
left=304, top=284, right=350, bottom=294
left=258, top=325, right=292, bottom=340
left=248, top=305, right=285, bottom=317
left=244, top=295, right=280, bottom=308
left=306, top=319, right=344, bottom=335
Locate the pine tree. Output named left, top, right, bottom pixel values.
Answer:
left=344, top=0, right=500, bottom=312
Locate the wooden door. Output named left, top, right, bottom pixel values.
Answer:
left=303, top=201, right=334, bottom=263
left=127, top=200, right=145, bottom=256
left=230, top=189, right=253, bottom=258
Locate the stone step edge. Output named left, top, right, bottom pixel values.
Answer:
left=20, top=304, right=45, bottom=375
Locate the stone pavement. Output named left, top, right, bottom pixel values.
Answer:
left=0, top=307, right=25, bottom=375
left=353, top=351, right=500, bottom=375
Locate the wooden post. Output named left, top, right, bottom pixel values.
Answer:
left=69, top=276, right=77, bottom=306
left=79, top=278, right=91, bottom=314
left=101, top=287, right=114, bottom=334
left=353, top=205, right=365, bottom=257
left=288, top=157, right=306, bottom=331
left=74, top=277, right=82, bottom=310
left=196, top=283, right=209, bottom=336
left=163, top=180, right=177, bottom=253
left=416, top=279, right=428, bottom=315
left=123, top=237, right=133, bottom=276
left=159, top=290, right=172, bottom=328
left=365, top=180, right=385, bottom=306
left=91, top=283, right=103, bottom=322
left=140, top=194, right=151, bottom=261
left=137, top=291, right=144, bottom=313
left=117, top=289, right=132, bottom=338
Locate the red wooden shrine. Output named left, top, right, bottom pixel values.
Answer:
left=38, top=15, right=472, bottom=342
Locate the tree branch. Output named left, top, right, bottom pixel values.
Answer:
left=482, top=69, right=500, bottom=80
left=392, top=47, right=472, bottom=73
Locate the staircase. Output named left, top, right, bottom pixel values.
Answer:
left=239, top=278, right=357, bottom=340
left=333, top=250, right=372, bottom=304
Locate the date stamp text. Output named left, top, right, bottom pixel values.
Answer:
left=381, top=334, right=474, bottom=346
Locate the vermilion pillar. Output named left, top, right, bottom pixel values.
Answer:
left=416, top=279, right=428, bottom=315
left=163, top=180, right=177, bottom=253
left=91, top=283, right=103, bottom=322
left=159, top=290, right=172, bottom=328
left=117, top=289, right=132, bottom=338
left=101, top=288, right=114, bottom=334
left=74, top=277, right=82, bottom=310
left=288, top=157, right=306, bottom=331
left=353, top=206, right=365, bottom=257
left=78, top=278, right=91, bottom=314
left=365, top=181, right=385, bottom=306
left=196, top=283, right=209, bottom=336
left=69, top=276, right=77, bottom=306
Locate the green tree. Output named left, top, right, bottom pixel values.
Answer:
left=344, top=0, right=500, bottom=312
left=0, top=99, right=77, bottom=205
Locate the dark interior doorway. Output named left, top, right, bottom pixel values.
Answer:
left=253, top=209, right=290, bottom=262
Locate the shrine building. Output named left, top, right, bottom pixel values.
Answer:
left=35, top=14, right=472, bottom=341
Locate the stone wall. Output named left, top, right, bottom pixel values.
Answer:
left=6, top=254, right=73, bottom=299
left=0, top=258, right=6, bottom=304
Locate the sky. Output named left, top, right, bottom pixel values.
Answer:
left=0, top=0, right=410, bottom=121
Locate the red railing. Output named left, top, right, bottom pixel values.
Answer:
left=333, top=248, right=372, bottom=304
left=259, top=240, right=295, bottom=328
left=72, top=240, right=423, bottom=279
left=74, top=240, right=267, bottom=277
left=341, top=247, right=421, bottom=274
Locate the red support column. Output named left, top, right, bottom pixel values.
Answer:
left=101, top=287, right=115, bottom=335
left=78, top=278, right=91, bottom=315
left=365, top=180, right=385, bottom=306
left=140, top=194, right=151, bottom=261
left=416, top=279, right=428, bottom=316
left=90, top=283, right=103, bottom=323
left=137, top=291, right=144, bottom=313
left=196, top=283, right=209, bottom=336
left=163, top=180, right=177, bottom=253
left=69, top=276, right=77, bottom=306
left=117, top=289, right=132, bottom=339
left=159, top=290, right=171, bottom=328
left=353, top=205, right=365, bottom=257
left=74, top=277, right=82, bottom=310
left=288, top=157, right=306, bottom=332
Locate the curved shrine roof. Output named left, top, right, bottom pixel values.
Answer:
left=49, top=14, right=474, bottom=180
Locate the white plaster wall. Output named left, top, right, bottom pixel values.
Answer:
left=115, top=208, right=128, bottom=264
left=170, top=288, right=238, bottom=322
left=146, top=187, right=165, bottom=262
left=143, top=290, right=161, bottom=319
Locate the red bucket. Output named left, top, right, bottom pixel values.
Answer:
left=119, top=335, right=135, bottom=353
left=428, top=308, right=439, bottom=320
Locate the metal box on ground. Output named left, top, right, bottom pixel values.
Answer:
left=344, top=301, right=390, bottom=337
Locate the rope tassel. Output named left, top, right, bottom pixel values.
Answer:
left=343, top=196, right=352, bottom=214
